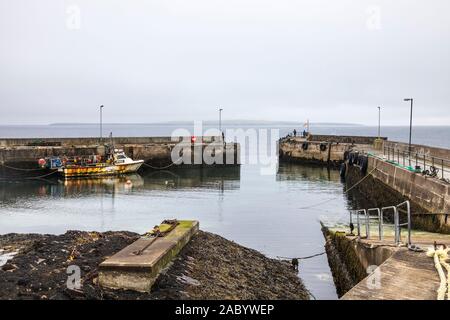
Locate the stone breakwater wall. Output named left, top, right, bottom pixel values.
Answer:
left=0, top=136, right=240, bottom=178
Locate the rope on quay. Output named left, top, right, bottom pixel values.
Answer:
left=142, top=158, right=183, bottom=170
left=427, top=245, right=450, bottom=300
left=298, top=166, right=378, bottom=210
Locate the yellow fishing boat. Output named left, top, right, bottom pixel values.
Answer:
left=61, top=149, right=143, bottom=178
left=41, top=149, right=144, bottom=179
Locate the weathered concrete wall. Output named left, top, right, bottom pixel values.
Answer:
left=0, top=146, right=100, bottom=162
left=0, top=136, right=221, bottom=147
left=309, top=134, right=387, bottom=145
left=384, top=140, right=450, bottom=160
left=324, top=226, right=446, bottom=300
left=126, top=142, right=239, bottom=167
left=322, top=227, right=393, bottom=298
left=369, top=157, right=449, bottom=215
left=346, top=162, right=450, bottom=233
left=279, top=138, right=351, bottom=166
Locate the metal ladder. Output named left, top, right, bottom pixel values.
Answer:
left=349, top=200, right=411, bottom=246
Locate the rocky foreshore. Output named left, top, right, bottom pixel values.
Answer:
left=0, top=230, right=309, bottom=300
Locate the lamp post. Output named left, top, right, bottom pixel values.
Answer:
left=219, top=107, right=223, bottom=132
left=403, top=98, right=413, bottom=156
left=403, top=98, right=413, bottom=167
left=100, top=105, right=104, bottom=143
left=377, top=106, right=381, bottom=139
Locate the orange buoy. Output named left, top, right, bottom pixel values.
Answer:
left=38, top=158, right=46, bottom=167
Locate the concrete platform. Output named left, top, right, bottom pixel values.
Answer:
left=98, top=220, right=199, bottom=292
left=324, top=224, right=450, bottom=300
left=342, top=248, right=441, bottom=300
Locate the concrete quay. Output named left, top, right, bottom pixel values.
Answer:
left=99, top=220, right=199, bottom=292
left=323, top=224, right=450, bottom=300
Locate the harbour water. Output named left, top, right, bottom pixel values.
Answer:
left=0, top=123, right=449, bottom=300
left=0, top=163, right=349, bottom=300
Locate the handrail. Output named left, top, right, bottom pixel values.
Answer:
left=368, top=208, right=382, bottom=240
left=397, top=201, right=411, bottom=246
left=357, top=209, right=369, bottom=239
left=384, top=145, right=450, bottom=164
left=383, top=146, right=450, bottom=181
left=350, top=209, right=374, bottom=239
left=350, top=201, right=412, bottom=246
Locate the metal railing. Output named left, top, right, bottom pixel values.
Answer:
left=350, top=209, right=382, bottom=239
left=396, top=201, right=411, bottom=246
left=383, top=146, right=450, bottom=181
left=350, top=200, right=411, bottom=246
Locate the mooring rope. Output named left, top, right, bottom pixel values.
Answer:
left=0, top=162, right=45, bottom=172
left=277, top=252, right=326, bottom=260
left=298, top=166, right=378, bottom=210
left=343, top=167, right=378, bottom=193
left=0, top=170, right=59, bottom=181
left=26, top=170, right=59, bottom=179
left=427, top=246, right=450, bottom=300
left=443, top=258, right=450, bottom=300
left=142, top=158, right=183, bottom=170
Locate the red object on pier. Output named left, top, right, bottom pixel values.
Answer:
left=38, top=158, right=46, bottom=167
left=191, top=136, right=197, bottom=143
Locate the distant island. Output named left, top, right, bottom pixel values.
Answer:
left=49, top=120, right=364, bottom=127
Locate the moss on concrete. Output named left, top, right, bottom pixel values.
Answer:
left=322, top=226, right=367, bottom=297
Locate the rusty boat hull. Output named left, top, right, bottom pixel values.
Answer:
left=60, top=160, right=144, bottom=178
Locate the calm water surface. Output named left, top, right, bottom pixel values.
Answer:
left=0, top=162, right=353, bottom=300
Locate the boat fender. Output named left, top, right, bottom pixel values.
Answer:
left=360, top=156, right=368, bottom=175
left=340, top=163, right=347, bottom=178
left=301, top=142, right=309, bottom=151
left=344, top=151, right=350, bottom=161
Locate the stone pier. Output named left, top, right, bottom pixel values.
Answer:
left=0, top=136, right=240, bottom=178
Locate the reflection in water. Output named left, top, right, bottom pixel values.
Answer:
left=62, top=174, right=145, bottom=195
left=140, top=167, right=241, bottom=192
left=0, top=167, right=241, bottom=206
left=277, top=163, right=339, bottom=183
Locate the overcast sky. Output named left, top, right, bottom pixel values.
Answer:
left=0, top=0, right=449, bottom=125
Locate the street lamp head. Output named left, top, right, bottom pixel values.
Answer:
left=403, top=98, right=412, bottom=102
left=100, top=105, right=104, bottom=108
